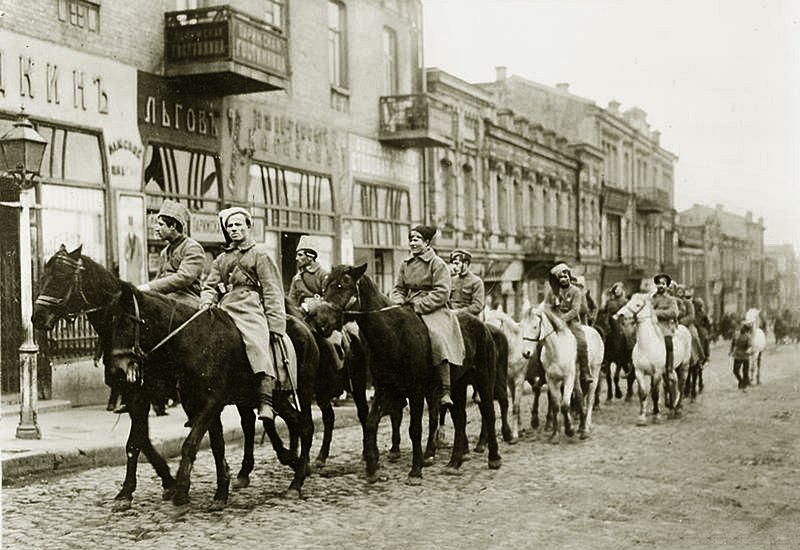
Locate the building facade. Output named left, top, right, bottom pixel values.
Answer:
left=762, top=245, right=798, bottom=317
left=0, top=0, right=425, bottom=402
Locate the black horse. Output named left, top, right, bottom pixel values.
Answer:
left=108, top=282, right=318, bottom=509
left=598, top=315, right=635, bottom=403
left=308, top=264, right=501, bottom=483
left=31, top=246, right=321, bottom=511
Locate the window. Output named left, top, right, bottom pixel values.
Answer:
left=606, top=214, right=622, bottom=262
left=441, top=159, right=455, bottom=227
left=514, top=180, right=524, bottom=235
left=58, top=0, right=99, bottom=32
left=483, top=177, right=492, bottom=232
left=36, top=124, right=103, bottom=184
left=352, top=182, right=409, bottom=247
left=248, top=164, right=334, bottom=232
left=143, top=145, right=221, bottom=214
left=264, top=0, right=284, bottom=29
left=496, top=175, right=508, bottom=233
left=463, top=163, right=476, bottom=233
left=328, top=1, right=347, bottom=89
left=382, top=27, right=398, bottom=95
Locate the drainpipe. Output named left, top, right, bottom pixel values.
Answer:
left=575, top=160, right=583, bottom=263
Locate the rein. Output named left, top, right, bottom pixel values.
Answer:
left=35, top=254, right=106, bottom=320
left=522, top=311, right=556, bottom=343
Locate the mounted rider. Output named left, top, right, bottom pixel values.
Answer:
left=676, top=284, right=707, bottom=366
left=137, top=199, right=205, bottom=306
left=541, top=262, right=592, bottom=386
left=391, top=225, right=466, bottom=407
left=448, top=248, right=485, bottom=317
left=651, top=273, right=680, bottom=376
left=572, top=275, right=597, bottom=327
left=200, top=207, right=295, bottom=421
left=287, top=235, right=348, bottom=369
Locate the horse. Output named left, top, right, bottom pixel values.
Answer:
left=615, top=293, right=692, bottom=425
left=32, top=246, right=324, bottom=511
left=744, top=308, right=767, bottom=385
left=308, top=263, right=502, bottom=483
left=519, top=305, right=581, bottom=441
left=484, top=308, right=547, bottom=441
left=108, top=282, right=319, bottom=510
left=598, top=315, right=635, bottom=403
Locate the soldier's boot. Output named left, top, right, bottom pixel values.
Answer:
left=257, top=374, right=276, bottom=421
left=438, top=362, right=453, bottom=408
left=576, top=334, right=592, bottom=386
left=664, top=336, right=674, bottom=376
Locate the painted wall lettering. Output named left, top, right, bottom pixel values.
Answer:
left=46, top=63, right=60, bottom=104
left=19, top=56, right=33, bottom=98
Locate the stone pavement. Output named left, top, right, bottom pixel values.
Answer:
left=1, top=397, right=363, bottom=483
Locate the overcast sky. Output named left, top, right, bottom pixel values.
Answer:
left=423, top=0, right=800, bottom=251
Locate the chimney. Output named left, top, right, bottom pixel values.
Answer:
left=556, top=82, right=570, bottom=92
left=497, top=108, right=514, bottom=129
left=651, top=130, right=661, bottom=144
left=608, top=100, right=620, bottom=115
left=495, top=66, right=507, bottom=82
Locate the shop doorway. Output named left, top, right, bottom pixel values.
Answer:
left=281, top=232, right=303, bottom=292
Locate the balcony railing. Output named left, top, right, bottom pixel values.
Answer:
left=165, top=6, right=288, bottom=95
left=521, top=226, right=576, bottom=258
left=635, top=186, right=670, bottom=213
left=379, top=94, right=454, bottom=148
left=601, top=184, right=630, bottom=214
left=678, top=225, right=705, bottom=248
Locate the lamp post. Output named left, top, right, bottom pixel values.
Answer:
left=0, top=111, right=48, bottom=439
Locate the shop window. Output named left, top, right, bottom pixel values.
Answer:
left=352, top=182, right=409, bottom=247
left=143, top=144, right=221, bottom=214
left=37, top=124, right=103, bottom=184
left=248, top=164, right=334, bottom=233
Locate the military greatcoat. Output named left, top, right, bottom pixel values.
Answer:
left=149, top=235, right=204, bottom=306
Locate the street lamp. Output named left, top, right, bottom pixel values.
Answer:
left=0, top=111, right=48, bottom=439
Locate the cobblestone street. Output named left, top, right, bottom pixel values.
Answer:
left=4, top=344, right=800, bottom=549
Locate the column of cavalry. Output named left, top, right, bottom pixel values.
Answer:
left=32, top=235, right=735, bottom=515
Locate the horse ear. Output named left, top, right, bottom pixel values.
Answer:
left=67, top=244, right=83, bottom=258
left=351, top=263, right=368, bottom=279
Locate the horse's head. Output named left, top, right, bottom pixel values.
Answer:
left=321, top=263, right=367, bottom=311
left=304, top=298, right=342, bottom=338
left=32, top=244, right=89, bottom=330
left=615, top=292, right=650, bottom=321
left=108, top=283, right=148, bottom=378
left=519, top=305, right=546, bottom=359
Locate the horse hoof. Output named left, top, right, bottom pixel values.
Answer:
left=284, top=489, right=301, bottom=500
left=232, top=476, right=250, bottom=490
left=171, top=504, right=190, bottom=519
left=508, top=437, right=519, bottom=445
left=387, top=449, right=401, bottom=463
left=208, top=499, right=226, bottom=512
left=636, top=418, right=647, bottom=427
left=366, top=472, right=380, bottom=484
left=565, top=428, right=575, bottom=438
left=444, top=465, right=463, bottom=476
left=112, top=498, right=132, bottom=512
left=405, top=475, right=423, bottom=486
left=615, top=389, right=623, bottom=399
left=580, top=430, right=589, bottom=440
left=488, top=458, right=502, bottom=470
left=162, top=486, right=176, bottom=501
left=314, top=458, right=326, bottom=470
left=460, top=452, right=472, bottom=462
left=653, top=414, right=662, bottom=424
left=502, top=430, right=514, bottom=443
left=473, top=444, right=485, bottom=454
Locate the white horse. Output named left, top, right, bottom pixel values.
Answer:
left=484, top=309, right=529, bottom=442
left=616, top=293, right=692, bottom=425
left=519, top=305, right=604, bottom=439
left=744, top=308, right=767, bottom=385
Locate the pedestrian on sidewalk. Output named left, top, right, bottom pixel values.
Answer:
left=730, top=321, right=753, bottom=390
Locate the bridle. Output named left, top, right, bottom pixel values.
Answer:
left=35, top=254, right=103, bottom=320
left=522, top=310, right=555, bottom=343
left=322, top=276, right=401, bottom=317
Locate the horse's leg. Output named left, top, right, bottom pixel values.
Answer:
left=173, top=403, right=223, bottom=508
left=207, top=414, right=230, bottom=511
left=635, top=369, right=648, bottom=426
left=625, top=363, right=636, bottom=401
left=603, top=360, right=613, bottom=401
left=388, top=404, right=403, bottom=462
left=510, top=372, right=524, bottom=441
left=445, top=379, right=468, bottom=472
left=233, top=404, right=255, bottom=489
left=584, top=368, right=599, bottom=438
left=652, top=374, right=662, bottom=424
left=112, top=393, right=155, bottom=511
left=363, top=392, right=384, bottom=483
left=547, top=380, right=561, bottom=442
left=563, top=372, right=577, bottom=439
left=435, top=406, right=449, bottom=449
left=286, top=398, right=315, bottom=499
left=756, top=352, right=762, bottom=385
left=530, top=381, right=541, bottom=431
left=614, top=362, right=624, bottom=399
left=674, top=365, right=686, bottom=418
left=406, top=394, right=424, bottom=485
left=497, top=383, right=512, bottom=444
left=314, top=400, right=335, bottom=469
left=475, top=370, right=501, bottom=469
left=423, top=388, right=439, bottom=465
left=263, top=418, right=294, bottom=467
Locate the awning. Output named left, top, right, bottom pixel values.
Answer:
left=483, top=259, right=524, bottom=282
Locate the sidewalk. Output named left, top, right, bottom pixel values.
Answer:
left=1, top=398, right=363, bottom=484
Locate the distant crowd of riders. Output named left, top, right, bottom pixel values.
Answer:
left=110, top=200, right=793, bottom=416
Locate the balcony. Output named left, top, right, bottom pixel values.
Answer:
left=631, top=255, right=660, bottom=275
left=164, top=6, right=288, bottom=95
left=378, top=94, right=454, bottom=148
left=635, top=186, right=670, bottom=213
left=678, top=225, right=705, bottom=248
left=521, top=226, right=576, bottom=259
left=601, top=185, right=630, bottom=214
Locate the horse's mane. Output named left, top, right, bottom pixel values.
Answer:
left=355, top=273, right=392, bottom=308
left=118, top=281, right=199, bottom=320
left=485, top=308, right=520, bottom=333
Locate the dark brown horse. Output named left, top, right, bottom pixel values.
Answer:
left=108, top=282, right=318, bottom=509
left=308, top=264, right=501, bottom=483
left=31, top=246, right=321, bottom=511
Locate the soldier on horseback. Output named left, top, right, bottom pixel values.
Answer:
left=652, top=273, right=680, bottom=376
left=391, top=225, right=466, bottom=407
left=200, top=207, right=295, bottom=421
left=536, top=263, right=592, bottom=386
left=676, top=284, right=707, bottom=366
left=448, top=248, right=485, bottom=317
